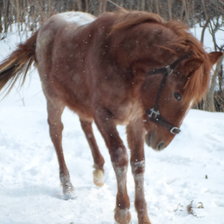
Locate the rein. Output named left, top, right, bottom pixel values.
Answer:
left=146, top=55, right=189, bottom=135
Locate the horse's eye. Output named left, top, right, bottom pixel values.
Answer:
left=174, top=92, right=182, bottom=101
left=175, top=71, right=180, bottom=75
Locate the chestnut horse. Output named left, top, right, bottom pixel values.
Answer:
left=0, top=10, right=222, bottom=224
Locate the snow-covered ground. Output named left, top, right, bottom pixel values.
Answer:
left=0, top=21, right=224, bottom=224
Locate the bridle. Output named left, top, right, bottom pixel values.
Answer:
left=146, top=55, right=189, bottom=135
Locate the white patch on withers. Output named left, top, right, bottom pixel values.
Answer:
left=57, top=11, right=96, bottom=26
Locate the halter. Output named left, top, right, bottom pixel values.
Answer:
left=146, top=55, right=189, bottom=135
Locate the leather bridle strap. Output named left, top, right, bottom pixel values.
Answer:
left=146, top=107, right=181, bottom=135
left=145, top=55, right=189, bottom=135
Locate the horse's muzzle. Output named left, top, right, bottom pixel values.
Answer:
left=145, top=133, right=166, bottom=151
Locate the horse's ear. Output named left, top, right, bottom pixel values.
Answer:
left=185, top=58, right=203, bottom=74
left=208, top=52, right=223, bottom=65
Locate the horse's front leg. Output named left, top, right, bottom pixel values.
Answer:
left=94, top=108, right=131, bottom=224
left=127, top=120, right=151, bottom=224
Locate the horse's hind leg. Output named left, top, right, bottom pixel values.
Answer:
left=80, top=119, right=105, bottom=186
left=47, top=100, right=74, bottom=199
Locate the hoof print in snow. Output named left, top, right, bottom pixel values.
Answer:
left=174, top=201, right=205, bottom=218
left=187, top=200, right=205, bottom=217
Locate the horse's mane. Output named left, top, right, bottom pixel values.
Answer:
left=111, top=10, right=165, bottom=32
left=165, top=20, right=210, bottom=103
left=110, top=10, right=211, bottom=104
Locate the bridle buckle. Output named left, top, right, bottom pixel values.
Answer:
left=165, top=65, right=174, bottom=76
left=148, top=108, right=160, bottom=119
left=170, top=127, right=181, bottom=135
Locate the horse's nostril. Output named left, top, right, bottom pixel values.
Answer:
left=157, top=142, right=165, bottom=150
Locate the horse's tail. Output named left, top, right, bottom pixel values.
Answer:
left=0, top=31, right=38, bottom=94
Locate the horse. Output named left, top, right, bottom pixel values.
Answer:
left=0, top=10, right=222, bottom=224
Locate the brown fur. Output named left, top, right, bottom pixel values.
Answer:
left=0, top=10, right=222, bottom=224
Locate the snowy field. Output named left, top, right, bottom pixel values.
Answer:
left=0, top=21, right=224, bottom=224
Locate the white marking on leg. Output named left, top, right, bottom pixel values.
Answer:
left=131, top=160, right=145, bottom=173
left=93, top=168, right=104, bottom=187
left=60, top=174, right=75, bottom=200
left=131, top=161, right=145, bottom=201
left=114, top=165, right=128, bottom=190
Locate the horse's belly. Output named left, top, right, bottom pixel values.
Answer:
left=66, top=99, right=93, bottom=121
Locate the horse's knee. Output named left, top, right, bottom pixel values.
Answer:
left=48, top=119, right=63, bottom=132
left=131, top=160, right=145, bottom=175
left=111, top=147, right=129, bottom=168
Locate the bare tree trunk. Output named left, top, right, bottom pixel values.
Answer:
left=200, top=18, right=210, bottom=44
left=203, top=54, right=224, bottom=111
left=154, top=0, right=160, bottom=14
left=167, top=0, right=173, bottom=20
left=99, top=0, right=107, bottom=13
left=201, top=0, right=208, bottom=20
left=139, top=0, right=146, bottom=11
left=181, top=0, right=190, bottom=23
left=84, top=0, right=89, bottom=12
left=77, top=0, right=82, bottom=11
left=0, top=1, right=3, bottom=34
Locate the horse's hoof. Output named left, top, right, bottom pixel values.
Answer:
left=138, top=216, right=152, bottom=224
left=93, top=168, right=104, bottom=187
left=62, top=184, right=76, bottom=200
left=114, top=208, right=131, bottom=224
left=63, top=191, right=76, bottom=200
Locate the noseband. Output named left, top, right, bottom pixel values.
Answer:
left=146, top=55, right=189, bottom=135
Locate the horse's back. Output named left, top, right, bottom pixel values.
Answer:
left=36, top=11, right=95, bottom=70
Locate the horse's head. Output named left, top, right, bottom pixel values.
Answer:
left=108, top=10, right=223, bottom=150
left=140, top=52, right=222, bottom=151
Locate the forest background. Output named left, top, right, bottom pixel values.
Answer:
left=0, top=0, right=223, bottom=111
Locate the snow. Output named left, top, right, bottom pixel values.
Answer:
left=192, top=23, right=224, bottom=52
left=0, top=17, right=224, bottom=224
left=57, top=11, right=95, bottom=25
